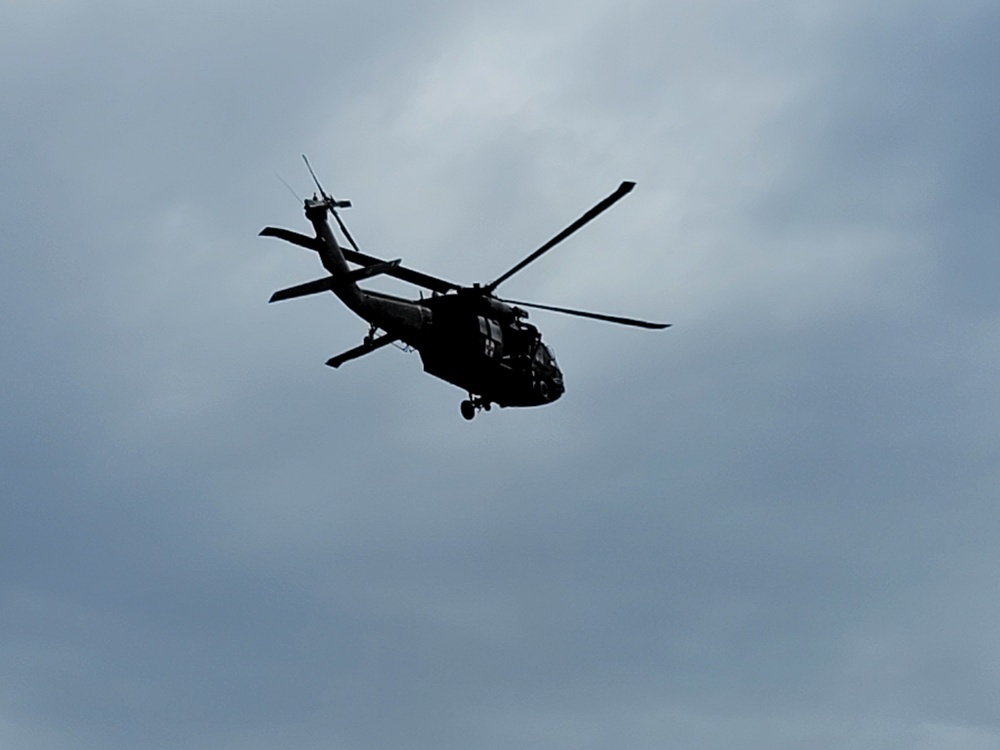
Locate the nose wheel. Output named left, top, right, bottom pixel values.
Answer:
left=460, top=396, right=492, bottom=420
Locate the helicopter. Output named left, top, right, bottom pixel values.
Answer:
left=261, top=158, right=669, bottom=420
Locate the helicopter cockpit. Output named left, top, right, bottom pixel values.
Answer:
left=533, top=340, right=564, bottom=401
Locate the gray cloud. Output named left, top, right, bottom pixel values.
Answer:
left=3, top=1, right=1000, bottom=749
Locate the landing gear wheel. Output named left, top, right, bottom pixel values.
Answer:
left=460, top=400, right=476, bottom=421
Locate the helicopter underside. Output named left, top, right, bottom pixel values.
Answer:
left=418, top=344, right=563, bottom=408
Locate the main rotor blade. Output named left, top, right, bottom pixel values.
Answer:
left=270, top=275, right=336, bottom=303
left=342, top=249, right=461, bottom=294
left=259, top=226, right=322, bottom=251
left=502, top=298, right=670, bottom=329
left=259, top=227, right=460, bottom=293
left=485, top=181, right=636, bottom=293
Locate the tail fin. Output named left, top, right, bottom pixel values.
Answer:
left=304, top=197, right=356, bottom=286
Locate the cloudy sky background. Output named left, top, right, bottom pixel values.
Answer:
left=3, top=0, right=1000, bottom=748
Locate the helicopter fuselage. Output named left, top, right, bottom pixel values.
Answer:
left=262, top=173, right=666, bottom=419
left=304, top=198, right=565, bottom=409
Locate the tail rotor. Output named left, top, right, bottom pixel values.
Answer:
left=302, top=154, right=363, bottom=254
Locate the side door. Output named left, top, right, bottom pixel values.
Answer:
left=477, top=316, right=504, bottom=360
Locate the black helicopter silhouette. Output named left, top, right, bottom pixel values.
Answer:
left=261, top=157, right=669, bottom=420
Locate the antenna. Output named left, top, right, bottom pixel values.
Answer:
left=274, top=172, right=301, bottom=203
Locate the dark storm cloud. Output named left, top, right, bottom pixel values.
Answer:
left=3, top=1, right=1000, bottom=749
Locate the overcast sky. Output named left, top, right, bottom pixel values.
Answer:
left=3, top=1, right=1000, bottom=748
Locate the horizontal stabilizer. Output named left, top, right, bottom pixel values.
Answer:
left=326, top=333, right=400, bottom=368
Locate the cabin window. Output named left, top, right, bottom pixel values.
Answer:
left=478, top=316, right=503, bottom=358
left=478, top=316, right=502, bottom=343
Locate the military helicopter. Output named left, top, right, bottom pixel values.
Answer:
left=261, top=158, right=669, bottom=420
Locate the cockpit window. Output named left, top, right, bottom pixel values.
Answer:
left=534, top=344, right=556, bottom=366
